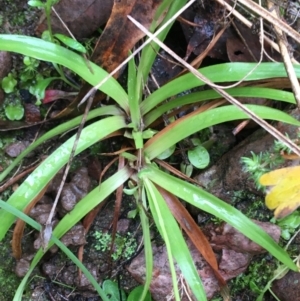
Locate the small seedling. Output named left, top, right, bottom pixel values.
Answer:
left=1, top=73, right=17, bottom=93
left=3, top=93, right=24, bottom=120
left=102, top=280, right=126, bottom=301
left=21, top=56, right=40, bottom=82
left=93, top=231, right=137, bottom=261
left=271, top=211, right=300, bottom=240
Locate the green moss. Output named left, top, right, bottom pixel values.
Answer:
left=230, top=256, right=276, bottom=299
left=92, top=230, right=137, bottom=261
left=0, top=268, right=20, bottom=300
left=0, top=235, right=21, bottom=300
left=11, top=11, right=26, bottom=26
left=0, top=132, right=16, bottom=175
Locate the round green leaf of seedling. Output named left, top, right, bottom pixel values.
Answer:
left=188, top=145, right=210, bottom=169
left=190, top=137, right=202, bottom=146
left=54, top=33, right=86, bottom=53
left=27, top=0, right=44, bottom=8
left=180, top=162, right=193, bottom=177
left=277, top=211, right=300, bottom=229
left=41, top=30, right=52, bottom=42
left=156, top=144, right=175, bottom=160
left=281, top=229, right=291, bottom=240
left=127, top=208, right=138, bottom=219
left=5, top=103, right=24, bottom=120
left=23, top=56, right=39, bottom=68
left=2, top=73, right=17, bottom=93
left=128, top=285, right=152, bottom=301
left=29, top=77, right=59, bottom=104
left=102, top=280, right=126, bottom=301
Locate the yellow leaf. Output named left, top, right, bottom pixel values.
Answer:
left=259, top=166, right=300, bottom=219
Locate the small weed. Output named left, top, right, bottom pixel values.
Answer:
left=0, top=132, right=16, bottom=171
left=210, top=216, right=223, bottom=226
left=0, top=236, right=21, bottom=300
left=1, top=72, right=17, bottom=93
left=3, top=92, right=24, bottom=120
left=271, top=211, right=300, bottom=240
left=93, top=230, right=137, bottom=261
left=231, top=257, right=275, bottom=297
left=241, top=132, right=300, bottom=189
left=0, top=55, right=54, bottom=118
left=241, top=151, right=284, bottom=189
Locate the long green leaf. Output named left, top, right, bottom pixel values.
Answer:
left=142, top=164, right=297, bottom=271
left=128, top=53, right=140, bottom=130
left=144, top=87, right=296, bottom=127
left=143, top=177, right=207, bottom=301
left=138, top=188, right=153, bottom=301
left=0, top=105, right=123, bottom=182
left=0, top=115, right=127, bottom=240
left=144, top=178, right=180, bottom=301
left=0, top=35, right=129, bottom=111
left=141, top=63, right=300, bottom=114
left=144, top=105, right=300, bottom=160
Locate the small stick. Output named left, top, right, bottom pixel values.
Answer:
left=42, top=93, right=95, bottom=251
left=214, top=0, right=299, bottom=64
left=237, top=0, right=300, bottom=44
left=0, top=164, right=37, bottom=193
left=267, top=0, right=300, bottom=108
left=51, top=7, right=94, bottom=74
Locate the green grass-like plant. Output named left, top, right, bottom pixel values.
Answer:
left=0, top=1, right=300, bottom=300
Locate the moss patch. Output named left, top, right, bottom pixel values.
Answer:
left=0, top=234, right=20, bottom=300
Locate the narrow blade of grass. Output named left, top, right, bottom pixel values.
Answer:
left=0, top=199, right=110, bottom=301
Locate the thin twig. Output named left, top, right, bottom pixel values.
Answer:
left=51, top=6, right=94, bottom=74
left=237, top=0, right=300, bottom=47
left=214, top=0, right=299, bottom=64
left=0, top=164, right=38, bottom=193
left=42, top=94, right=95, bottom=251
left=267, top=0, right=300, bottom=108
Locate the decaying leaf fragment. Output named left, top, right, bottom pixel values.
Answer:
left=260, top=166, right=300, bottom=219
